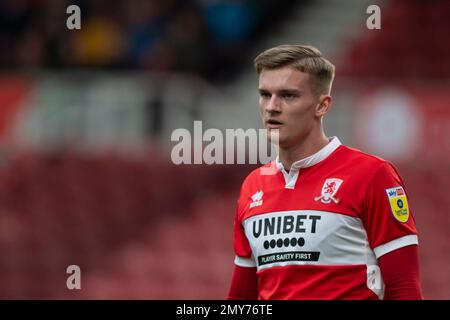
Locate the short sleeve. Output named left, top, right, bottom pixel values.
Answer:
left=233, top=194, right=256, bottom=267
left=362, top=161, right=418, bottom=259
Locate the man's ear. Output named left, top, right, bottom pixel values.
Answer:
left=315, top=95, right=332, bottom=117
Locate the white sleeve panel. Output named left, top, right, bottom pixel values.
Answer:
left=373, top=234, right=419, bottom=259
left=234, top=255, right=257, bottom=268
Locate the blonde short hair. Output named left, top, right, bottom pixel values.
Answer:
left=254, top=44, right=335, bottom=96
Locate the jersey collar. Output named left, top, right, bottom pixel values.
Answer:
left=276, top=136, right=342, bottom=171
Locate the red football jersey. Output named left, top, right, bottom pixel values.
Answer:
left=233, top=137, right=418, bottom=300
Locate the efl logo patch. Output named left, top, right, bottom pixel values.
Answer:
left=385, top=186, right=410, bottom=223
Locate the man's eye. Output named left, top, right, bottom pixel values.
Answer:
left=282, top=93, right=296, bottom=99
left=260, top=92, right=271, bottom=98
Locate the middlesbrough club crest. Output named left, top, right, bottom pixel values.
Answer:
left=314, top=178, right=343, bottom=204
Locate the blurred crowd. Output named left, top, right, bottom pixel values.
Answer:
left=0, top=0, right=298, bottom=81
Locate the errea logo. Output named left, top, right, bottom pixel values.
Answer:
left=250, top=190, right=264, bottom=208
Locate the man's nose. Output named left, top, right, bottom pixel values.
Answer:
left=266, top=96, right=281, bottom=112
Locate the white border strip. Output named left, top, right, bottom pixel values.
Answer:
left=234, top=255, right=257, bottom=268
left=373, top=234, right=419, bottom=258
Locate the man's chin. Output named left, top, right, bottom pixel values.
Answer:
left=266, top=129, right=286, bottom=147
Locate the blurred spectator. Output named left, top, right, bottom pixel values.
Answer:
left=0, top=0, right=272, bottom=81
left=72, top=16, right=124, bottom=67
left=165, top=4, right=211, bottom=74
left=122, top=0, right=168, bottom=68
left=200, top=0, right=260, bottom=46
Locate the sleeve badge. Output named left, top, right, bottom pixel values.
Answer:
left=385, top=186, right=410, bottom=223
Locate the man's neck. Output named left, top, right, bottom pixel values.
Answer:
left=278, top=131, right=330, bottom=171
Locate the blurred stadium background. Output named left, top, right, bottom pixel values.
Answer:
left=0, top=0, right=449, bottom=299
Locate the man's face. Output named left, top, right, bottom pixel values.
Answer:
left=258, top=66, right=321, bottom=148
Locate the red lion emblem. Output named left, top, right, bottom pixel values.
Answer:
left=315, top=178, right=343, bottom=204
left=324, top=182, right=336, bottom=194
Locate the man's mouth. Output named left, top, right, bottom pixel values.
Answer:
left=266, top=119, right=283, bottom=129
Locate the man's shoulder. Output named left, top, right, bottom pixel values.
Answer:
left=337, top=144, right=390, bottom=170
left=238, top=161, right=276, bottom=190
left=242, top=161, right=275, bottom=181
